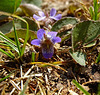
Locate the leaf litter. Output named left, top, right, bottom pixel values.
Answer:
left=0, top=0, right=100, bottom=95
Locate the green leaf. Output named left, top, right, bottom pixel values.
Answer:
left=96, top=52, right=100, bottom=63
left=0, top=0, right=22, bottom=13
left=97, top=12, right=100, bottom=20
left=0, top=43, right=9, bottom=47
left=97, top=83, right=100, bottom=95
left=0, top=31, right=16, bottom=46
left=0, top=15, right=8, bottom=20
left=60, top=33, right=71, bottom=43
left=5, top=29, right=37, bottom=40
left=32, top=52, right=35, bottom=62
left=0, top=17, right=38, bottom=35
left=93, top=0, right=99, bottom=20
left=15, top=7, right=25, bottom=16
left=51, top=17, right=78, bottom=31
left=83, top=40, right=96, bottom=47
left=20, top=17, right=38, bottom=31
left=69, top=49, right=86, bottom=66
left=20, top=4, right=41, bottom=16
left=72, top=21, right=100, bottom=50
left=72, top=80, right=90, bottom=95
left=89, top=6, right=94, bottom=19
left=0, top=70, right=16, bottom=82
left=13, top=21, right=21, bottom=56
left=12, top=17, right=38, bottom=31
left=0, top=48, right=14, bottom=59
left=0, top=21, right=13, bottom=34
left=0, top=32, right=19, bottom=53
left=4, top=41, right=18, bottom=53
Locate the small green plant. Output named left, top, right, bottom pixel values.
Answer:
left=0, top=12, right=29, bottom=60
left=0, top=0, right=29, bottom=60
left=89, top=0, right=100, bottom=20
left=72, top=80, right=90, bottom=95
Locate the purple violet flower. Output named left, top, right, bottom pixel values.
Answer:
left=33, top=8, right=62, bottom=21
left=31, top=29, right=61, bottom=59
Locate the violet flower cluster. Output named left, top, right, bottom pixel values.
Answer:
left=33, top=8, right=62, bottom=21
left=31, top=8, right=62, bottom=59
left=31, top=29, right=61, bottom=59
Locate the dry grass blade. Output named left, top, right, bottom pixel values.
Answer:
left=24, top=65, right=35, bottom=77
left=10, top=80, right=21, bottom=91
left=75, top=0, right=90, bottom=14
left=14, top=73, right=42, bottom=81
left=1, top=85, right=6, bottom=95
left=58, top=87, right=63, bottom=95
left=10, top=82, right=20, bottom=95
left=18, top=38, right=31, bottom=47
left=45, top=75, right=51, bottom=94
left=20, top=65, right=23, bottom=91
left=30, top=62, right=68, bottom=73
left=69, top=90, right=78, bottom=95
left=38, top=81, right=46, bottom=95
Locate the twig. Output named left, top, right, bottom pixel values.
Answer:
left=20, top=65, right=23, bottom=91
left=24, top=65, right=35, bottom=77
left=10, top=80, right=21, bottom=91
left=10, top=82, right=20, bottom=95
left=14, top=73, right=43, bottom=81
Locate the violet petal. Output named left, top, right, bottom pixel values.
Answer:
left=38, top=11, right=45, bottom=17
left=37, top=16, right=46, bottom=21
left=37, top=29, right=46, bottom=40
left=33, top=14, right=46, bottom=21
left=33, top=14, right=40, bottom=20
left=31, top=39, right=41, bottom=46
left=41, top=43, right=54, bottom=59
left=50, top=8, right=56, bottom=16
left=54, top=14, right=62, bottom=20
left=52, top=37, right=61, bottom=44
left=50, top=14, right=62, bottom=20
left=47, top=32, right=58, bottom=37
